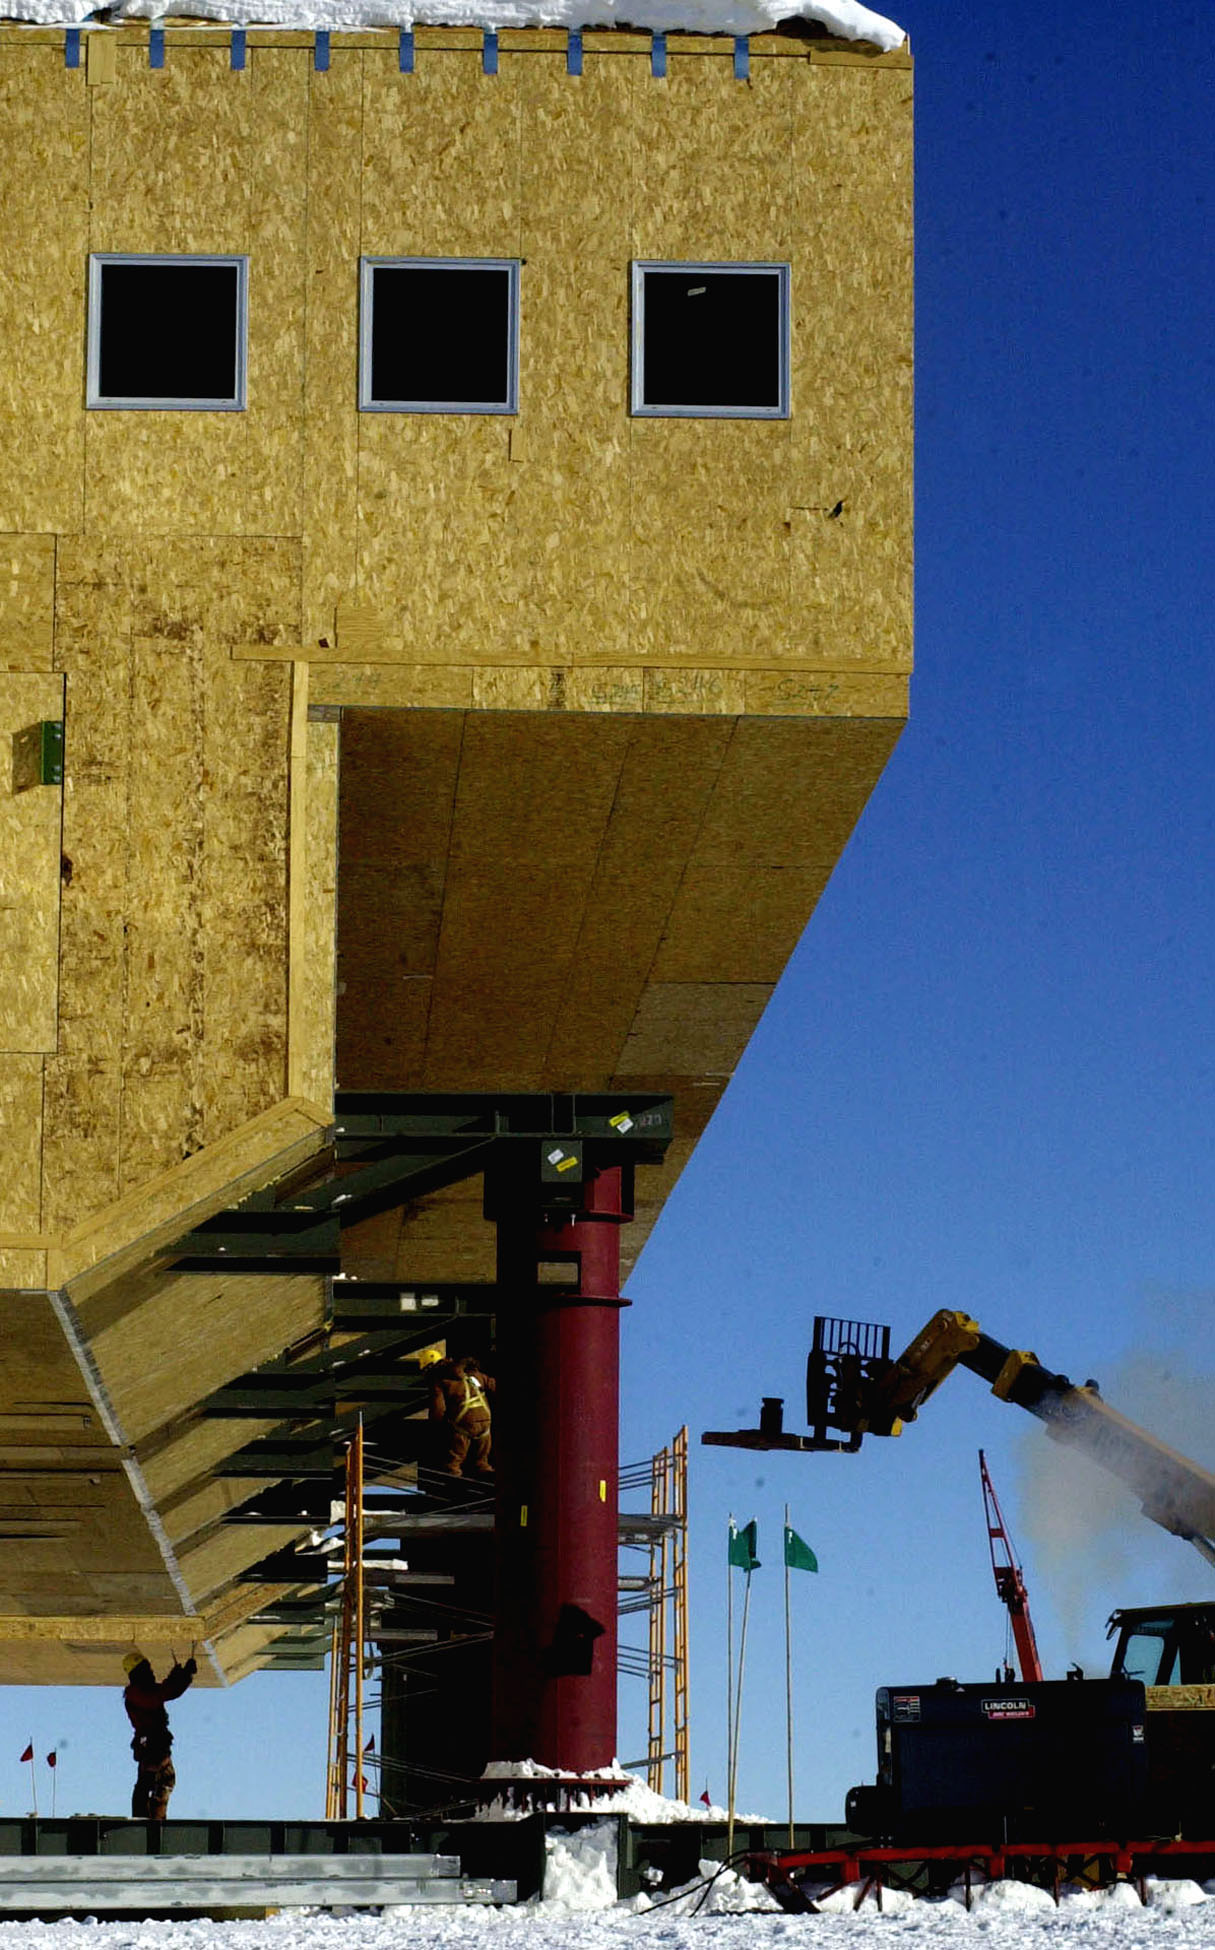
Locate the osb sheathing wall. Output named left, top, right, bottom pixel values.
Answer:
left=0, top=24, right=909, bottom=1249
left=0, top=26, right=909, bottom=1676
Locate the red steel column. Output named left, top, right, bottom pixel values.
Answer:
left=491, top=1163, right=627, bottom=1773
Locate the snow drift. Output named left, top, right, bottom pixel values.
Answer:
left=4, top=0, right=905, bottom=55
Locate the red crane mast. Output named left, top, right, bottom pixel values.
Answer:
left=979, top=1449, right=1044, bottom=1684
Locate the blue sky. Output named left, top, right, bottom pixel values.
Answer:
left=8, top=1, right=1215, bottom=1828
left=621, top=0, right=1215, bottom=1820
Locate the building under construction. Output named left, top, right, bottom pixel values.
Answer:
left=0, top=8, right=912, bottom=1820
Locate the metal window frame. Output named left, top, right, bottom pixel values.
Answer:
left=358, top=256, right=520, bottom=415
left=86, top=253, right=249, bottom=412
left=630, top=259, right=791, bottom=420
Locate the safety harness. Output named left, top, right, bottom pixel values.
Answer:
left=452, top=1373, right=489, bottom=1423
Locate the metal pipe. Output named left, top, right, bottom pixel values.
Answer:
left=491, top=1162, right=627, bottom=1773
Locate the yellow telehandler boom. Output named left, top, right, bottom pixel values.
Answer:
left=703, top=1308, right=1215, bottom=1571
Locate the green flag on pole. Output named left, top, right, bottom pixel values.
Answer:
left=728, top=1518, right=760, bottom=1571
left=784, top=1525, right=818, bottom=1573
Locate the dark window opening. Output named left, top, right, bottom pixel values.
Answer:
left=361, top=259, right=519, bottom=414
left=88, top=257, right=247, bottom=409
left=632, top=262, right=790, bottom=419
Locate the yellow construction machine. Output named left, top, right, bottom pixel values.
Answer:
left=704, top=1306, right=1215, bottom=1570
left=704, top=1308, right=1215, bottom=1839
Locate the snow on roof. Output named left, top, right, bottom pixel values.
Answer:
left=6, top=0, right=906, bottom=52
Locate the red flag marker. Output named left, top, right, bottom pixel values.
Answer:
left=46, top=1753, right=56, bottom=1769
left=19, top=1744, right=32, bottom=1764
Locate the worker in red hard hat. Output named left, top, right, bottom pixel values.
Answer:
left=122, top=1647, right=197, bottom=1820
left=425, top=1352, right=495, bottom=1477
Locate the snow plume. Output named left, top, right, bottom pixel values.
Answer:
left=1016, top=1342, right=1215, bottom=1656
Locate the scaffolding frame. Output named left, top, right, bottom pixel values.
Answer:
left=325, top=1421, right=373, bottom=1819
left=323, top=1426, right=690, bottom=1812
left=619, top=1427, right=689, bottom=1803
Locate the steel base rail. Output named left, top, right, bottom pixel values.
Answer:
left=752, top=1837, right=1215, bottom=1910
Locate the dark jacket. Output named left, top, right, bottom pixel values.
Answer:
left=124, top=1659, right=196, bottom=1764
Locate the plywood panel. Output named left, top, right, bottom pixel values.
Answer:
left=161, top=1475, right=267, bottom=1549
left=690, top=715, right=903, bottom=867
left=301, top=49, right=361, bottom=644
left=41, top=1057, right=122, bottom=1236
left=120, top=632, right=203, bottom=1187
left=0, top=1249, right=48, bottom=1286
left=788, top=64, right=912, bottom=664
left=0, top=672, right=64, bottom=1053
left=616, top=981, right=772, bottom=1075
left=0, top=53, right=87, bottom=533
left=630, top=53, right=794, bottom=262
left=745, top=669, right=909, bottom=716
left=360, top=48, right=521, bottom=259
left=0, top=1291, right=182, bottom=1621
left=86, top=1269, right=326, bottom=1444
left=652, top=863, right=825, bottom=982
left=84, top=50, right=259, bottom=535
left=564, top=667, right=645, bottom=714
left=288, top=702, right=339, bottom=1105
left=511, top=446, right=632, bottom=663
left=0, top=1056, right=43, bottom=1235
left=199, top=646, right=290, bottom=1141
left=89, top=47, right=253, bottom=253
left=342, top=1178, right=494, bottom=1284
left=543, top=714, right=734, bottom=1079
left=0, top=534, right=57, bottom=670
left=340, top=708, right=464, bottom=866
left=52, top=546, right=296, bottom=1213
left=518, top=52, right=633, bottom=261
left=179, top=1522, right=307, bottom=1606
left=354, top=421, right=520, bottom=659
left=310, top=664, right=473, bottom=709
left=425, top=861, right=598, bottom=1087
left=131, top=537, right=302, bottom=647
left=58, top=907, right=125, bottom=1062
left=56, top=537, right=301, bottom=659
left=244, top=50, right=310, bottom=536
left=58, top=657, right=131, bottom=917
left=447, top=711, right=631, bottom=868
left=338, top=962, right=432, bottom=1088
left=411, top=711, right=636, bottom=1083
left=629, top=427, right=791, bottom=665
left=124, top=638, right=203, bottom=1070
left=140, top=1415, right=282, bottom=1504
left=643, top=667, right=747, bottom=713
left=84, top=414, right=252, bottom=541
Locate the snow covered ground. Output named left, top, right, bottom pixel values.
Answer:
left=5, top=1883, right=1215, bottom=1950
left=1, top=1830, right=1215, bottom=1950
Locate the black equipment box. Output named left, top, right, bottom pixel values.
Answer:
left=849, top=1678, right=1148, bottom=1841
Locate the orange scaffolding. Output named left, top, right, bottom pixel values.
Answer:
left=325, top=1421, right=372, bottom=1819
left=620, top=1428, right=689, bottom=1803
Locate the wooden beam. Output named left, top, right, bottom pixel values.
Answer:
left=233, top=642, right=912, bottom=675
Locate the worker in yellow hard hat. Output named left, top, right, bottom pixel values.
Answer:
left=121, top=1646, right=197, bottom=1821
